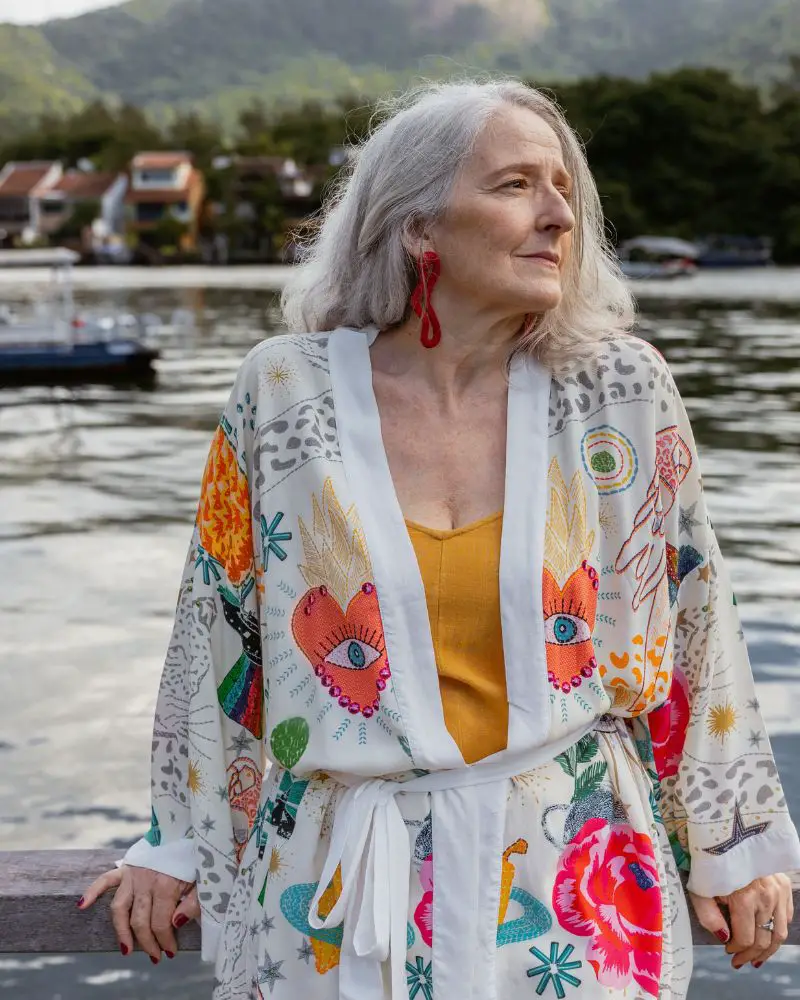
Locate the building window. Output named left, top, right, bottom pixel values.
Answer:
left=138, top=168, right=176, bottom=185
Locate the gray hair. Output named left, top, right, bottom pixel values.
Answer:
left=280, top=78, right=635, bottom=370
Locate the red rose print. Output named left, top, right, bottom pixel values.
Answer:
left=553, top=818, right=662, bottom=996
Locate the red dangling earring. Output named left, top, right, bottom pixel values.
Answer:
left=410, top=250, right=442, bottom=349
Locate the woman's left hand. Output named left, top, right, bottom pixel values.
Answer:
left=689, top=873, right=794, bottom=970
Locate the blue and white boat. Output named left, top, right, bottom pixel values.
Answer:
left=0, top=248, right=158, bottom=384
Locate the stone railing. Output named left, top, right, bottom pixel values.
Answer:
left=1, top=850, right=799, bottom=953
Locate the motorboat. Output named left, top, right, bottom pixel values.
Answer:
left=0, top=248, right=158, bottom=384
left=617, top=236, right=699, bottom=279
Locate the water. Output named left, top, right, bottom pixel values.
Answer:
left=1, top=269, right=799, bottom=998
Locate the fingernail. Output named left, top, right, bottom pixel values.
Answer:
left=734, top=963, right=743, bottom=971
left=173, top=914, right=188, bottom=929
left=165, top=951, right=175, bottom=959
left=715, top=929, right=730, bottom=943
left=754, top=962, right=763, bottom=969
left=150, top=956, right=159, bottom=965
left=119, top=943, right=129, bottom=956
left=76, top=896, right=85, bottom=908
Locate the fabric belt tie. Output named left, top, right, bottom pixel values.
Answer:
left=307, top=718, right=599, bottom=1000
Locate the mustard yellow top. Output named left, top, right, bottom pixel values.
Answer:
left=406, top=512, right=508, bottom=764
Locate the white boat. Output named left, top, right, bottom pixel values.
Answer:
left=0, top=248, right=159, bottom=383
left=617, top=237, right=699, bottom=280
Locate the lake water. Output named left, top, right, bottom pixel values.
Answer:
left=1, top=268, right=799, bottom=998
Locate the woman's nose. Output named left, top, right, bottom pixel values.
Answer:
left=538, top=188, right=575, bottom=234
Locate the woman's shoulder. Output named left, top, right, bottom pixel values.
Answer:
left=549, top=333, right=680, bottom=436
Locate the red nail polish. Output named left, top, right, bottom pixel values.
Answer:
left=76, top=896, right=85, bottom=908
left=150, top=956, right=159, bottom=965
left=715, top=929, right=730, bottom=943
left=754, top=962, right=763, bottom=969
left=120, top=943, right=129, bottom=956
left=174, top=914, right=188, bottom=928
left=165, top=951, right=175, bottom=959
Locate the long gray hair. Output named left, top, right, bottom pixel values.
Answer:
left=281, top=78, right=635, bottom=369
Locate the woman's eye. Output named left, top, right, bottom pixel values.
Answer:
left=503, top=178, right=526, bottom=189
left=544, top=613, right=591, bottom=646
left=325, top=638, right=382, bottom=670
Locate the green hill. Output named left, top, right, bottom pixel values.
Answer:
left=0, top=0, right=796, bottom=130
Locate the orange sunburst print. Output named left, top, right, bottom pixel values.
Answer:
left=197, top=425, right=253, bottom=585
left=543, top=560, right=599, bottom=694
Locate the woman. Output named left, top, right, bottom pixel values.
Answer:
left=80, top=79, right=800, bottom=999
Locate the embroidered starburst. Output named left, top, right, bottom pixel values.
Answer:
left=257, top=952, right=286, bottom=994
left=297, top=938, right=314, bottom=964
left=262, top=359, right=297, bottom=392
left=597, top=501, right=617, bottom=537
left=200, top=814, right=216, bottom=834
left=268, top=846, right=287, bottom=878
left=527, top=941, right=583, bottom=998
left=707, top=702, right=737, bottom=742
left=406, top=956, right=433, bottom=1000
left=260, top=512, right=292, bottom=571
left=216, top=784, right=229, bottom=802
left=249, top=920, right=260, bottom=939
left=261, top=913, right=276, bottom=935
left=194, top=544, right=222, bottom=585
left=749, top=729, right=764, bottom=748
left=187, top=760, right=203, bottom=795
left=747, top=697, right=761, bottom=712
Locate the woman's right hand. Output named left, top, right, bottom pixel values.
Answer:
left=78, top=865, right=199, bottom=962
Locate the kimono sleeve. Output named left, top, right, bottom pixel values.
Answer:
left=118, top=360, right=265, bottom=962
left=646, top=364, right=800, bottom=899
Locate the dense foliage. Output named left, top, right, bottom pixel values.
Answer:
left=2, top=66, right=799, bottom=260
left=0, top=0, right=797, bottom=131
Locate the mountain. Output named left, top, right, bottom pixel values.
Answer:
left=0, top=0, right=797, bottom=131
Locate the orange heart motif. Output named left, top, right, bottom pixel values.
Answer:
left=542, top=560, right=599, bottom=695
left=291, top=583, right=390, bottom=719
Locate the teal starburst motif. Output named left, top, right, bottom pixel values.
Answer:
left=261, top=512, right=292, bottom=571
left=527, top=942, right=582, bottom=998
left=195, top=544, right=222, bottom=585
left=406, top=956, right=433, bottom=1000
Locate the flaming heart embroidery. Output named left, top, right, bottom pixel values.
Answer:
left=292, top=583, right=390, bottom=718
left=291, top=479, right=391, bottom=718
left=543, top=458, right=599, bottom=695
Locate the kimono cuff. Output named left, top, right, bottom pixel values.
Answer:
left=686, top=825, right=800, bottom=898
left=116, top=836, right=197, bottom=882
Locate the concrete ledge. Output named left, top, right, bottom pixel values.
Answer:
left=0, top=850, right=798, bottom=953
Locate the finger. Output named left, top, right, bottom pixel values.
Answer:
left=753, top=905, right=789, bottom=968
left=726, top=892, right=758, bottom=960
left=78, top=868, right=123, bottom=909
left=150, top=876, right=184, bottom=957
left=688, top=893, right=731, bottom=945
left=129, top=889, right=161, bottom=962
left=730, top=894, right=775, bottom=967
left=109, top=874, right=135, bottom=957
left=172, top=885, right=201, bottom=930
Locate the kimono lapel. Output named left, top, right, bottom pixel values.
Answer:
left=501, top=352, right=552, bottom=751
left=328, top=327, right=552, bottom=769
left=328, top=326, right=464, bottom=770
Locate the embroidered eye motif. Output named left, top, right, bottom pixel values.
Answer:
left=325, top=638, right=382, bottom=671
left=545, top=613, right=591, bottom=646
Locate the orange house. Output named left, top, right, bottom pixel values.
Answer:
left=125, top=152, right=205, bottom=250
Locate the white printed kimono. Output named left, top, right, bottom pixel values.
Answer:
left=121, top=327, right=800, bottom=1000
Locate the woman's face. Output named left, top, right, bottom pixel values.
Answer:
left=427, top=105, right=576, bottom=319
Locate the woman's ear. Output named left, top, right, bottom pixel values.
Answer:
left=401, top=216, right=434, bottom=259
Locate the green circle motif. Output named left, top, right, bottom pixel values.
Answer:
left=590, top=450, right=617, bottom=474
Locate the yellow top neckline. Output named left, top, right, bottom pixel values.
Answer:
left=404, top=509, right=503, bottom=540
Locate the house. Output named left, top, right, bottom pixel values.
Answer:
left=37, top=170, right=128, bottom=245
left=125, top=152, right=205, bottom=249
left=0, top=162, right=62, bottom=247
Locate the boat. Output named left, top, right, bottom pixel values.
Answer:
left=617, top=237, right=699, bottom=279
left=0, top=248, right=158, bottom=384
left=694, top=235, right=774, bottom=268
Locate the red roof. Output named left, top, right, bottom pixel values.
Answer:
left=132, top=151, right=193, bottom=169
left=45, top=171, right=120, bottom=200
left=0, top=162, right=60, bottom=197
left=125, top=187, right=193, bottom=204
